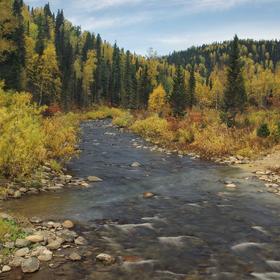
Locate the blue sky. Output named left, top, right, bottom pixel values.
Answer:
left=25, top=0, right=280, bottom=55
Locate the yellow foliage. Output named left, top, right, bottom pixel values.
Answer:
left=112, top=112, right=134, bottom=127
left=43, top=113, right=79, bottom=161
left=0, top=90, right=46, bottom=177
left=0, top=87, right=79, bottom=178
left=130, top=115, right=174, bottom=144
left=148, top=84, right=168, bottom=115
left=84, top=106, right=126, bottom=120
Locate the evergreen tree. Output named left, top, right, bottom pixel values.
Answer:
left=223, top=35, right=247, bottom=125
left=111, top=43, right=122, bottom=106
left=1, top=0, right=25, bottom=90
left=187, top=66, right=196, bottom=109
left=170, top=65, right=186, bottom=117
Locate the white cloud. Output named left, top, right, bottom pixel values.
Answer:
left=71, top=0, right=142, bottom=11
left=69, top=13, right=148, bottom=30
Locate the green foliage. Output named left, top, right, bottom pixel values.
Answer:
left=170, top=65, right=186, bottom=117
left=223, top=35, right=247, bottom=123
left=257, top=123, right=270, bottom=138
left=0, top=218, right=26, bottom=243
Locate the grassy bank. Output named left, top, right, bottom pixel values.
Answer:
left=83, top=106, right=280, bottom=160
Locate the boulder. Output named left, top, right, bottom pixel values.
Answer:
left=29, top=217, right=43, bottom=224
left=2, top=265, right=11, bottom=272
left=143, top=192, right=155, bottom=199
left=14, top=191, right=22, bottom=199
left=225, top=183, right=237, bottom=189
left=69, top=252, right=82, bottom=261
left=38, top=248, right=53, bottom=262
left=131, top=162, right=141, bottom=168
left=15, top=238, right=31, bottom=248
left=15, top=247, right=30, bottom=257
left=96, top=253, right=115, bottom=265
left=57, top=229, right=77, bottom=242
left=26, top=234, right=44, bottom=243
left=9, top=256, right=24, bottom=267
left=4, top=241, right=15, bottom=249
left=62, top=220, right=74, bottom=229
left=47, top=238, right=63, bottom=250
left=87, top=176, right=103, bottom=182
left=30, top=246, right=47, bottom=257
left=21, top=257, right=40, bottom=273
left=74, top=236, right=87, bottom=246
left=19, top=187, right=27, bottom=193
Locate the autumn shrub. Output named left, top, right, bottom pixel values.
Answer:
left=130, top=115, right=174, bottom=144
left=42, top=112, right=79, bottom=161
left=0, top=89, right=46, bottom=177
left=0, top=86, right=79, bottom=178
left=112, top=112, right=134, bottom=127
left=84, top=106, right=125, bottom=120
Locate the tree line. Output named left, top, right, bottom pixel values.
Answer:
left=0, top=0, right=279, bottom=116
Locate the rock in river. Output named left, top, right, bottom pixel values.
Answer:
left=131, top=162, right=141, bottom=167
left=87, top=176, right=103, bottom=182
left=62, top=220, right=75, bottom=229
left=143, top=192, right=156, bottom=199
left=75, top=236, right=87, bottom=246
left=2, top=265, right=11, bottom=272
left=96, top=253, right=115, bottom=265
left=69, top=252, right=82, bottom=261
left=21, top=257, right=40, bottom=273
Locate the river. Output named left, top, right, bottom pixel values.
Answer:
left=2, top=120, right=280, bottom=280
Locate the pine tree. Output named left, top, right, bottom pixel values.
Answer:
left=187, top=66, right=196, bottom=109
left=223, top=35, right=247, bottom=125
left=170, top=65, right=186, bottom=117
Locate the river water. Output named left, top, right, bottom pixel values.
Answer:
left=2, top=120, right=280, bottom=280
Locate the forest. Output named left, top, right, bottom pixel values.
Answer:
left=1, top=0, right=280, bottom=112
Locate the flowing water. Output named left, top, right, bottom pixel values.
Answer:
left=2, top=120, right=280, bottom=280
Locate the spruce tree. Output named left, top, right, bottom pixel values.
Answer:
left=187, top=66, right=196, bottom=109
left=223, top=35, right=247, bottom=125
left=170, top=65, right=186, bottom=117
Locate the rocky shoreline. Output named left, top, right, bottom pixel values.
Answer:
left=0, top=213, right=115, bottom=275
left=0, top=162, right=104, bottom=202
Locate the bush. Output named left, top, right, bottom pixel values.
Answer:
left=0, top=90, right=46, bottom=177
left=0, top=86, right=79, bottom=178
left=177, top=128, right=195, bottom=144
left=112, top=112, right=134, bottom=127
left=43, top=113, right=79, bottom=161
left=130, top=115, right=174, bottom=143
left=257, top=123, right=270, bottom=138
left=84, top=106, right=125, bottom=120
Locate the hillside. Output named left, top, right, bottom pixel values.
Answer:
left=1, top=0, right=280, bottom=111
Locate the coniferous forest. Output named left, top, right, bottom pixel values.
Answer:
left=1, top=0, right=280, bottom=112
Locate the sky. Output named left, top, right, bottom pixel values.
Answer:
left=25, top=0, right=280, bottom=56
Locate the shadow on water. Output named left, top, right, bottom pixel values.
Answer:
left=2, top=120, right=280, bottom=280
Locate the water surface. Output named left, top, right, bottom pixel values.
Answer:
left=2, top=120, right=280, bottom=280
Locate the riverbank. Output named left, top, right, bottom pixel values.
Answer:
left=83, top=106, right=280, bottom=173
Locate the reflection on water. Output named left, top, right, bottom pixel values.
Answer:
left=2, top=120, right=280, bottom=280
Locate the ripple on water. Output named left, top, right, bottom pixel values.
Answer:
left=111, top=223, right=154, bottom=232
left=251, top=272, right=280, bottom=280
left=231, top=242, right=266, bottom=252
